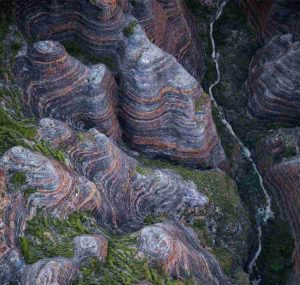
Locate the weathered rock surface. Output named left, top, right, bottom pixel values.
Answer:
left=16, top=0, right=127, bottom=59
left=0, top=172, right=26, bottom=284
left=131, top=0, right=205, bottom=79
left=119, top=25, right=226, bottom=168
left=239, top=0, right=300, bottom=44
left=256, top=128, right=300, bottom=284
left=138, top=222, right=228, bottom=284
left=1, top=146, right=101, bottom=218
left=14, top=40, right=120, bottom=140
left=21, top=234, right=107, bottom=285
left=246, top=34, right=300, bottom=123
left=37, top=118, right=209, bottom=232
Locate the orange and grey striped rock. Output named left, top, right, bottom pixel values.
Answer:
left=22, top=257, right=79, bottom=285
left=14, top=40, right=120, bottom=140
left=16, top=0, right=128, bottom=59
left=239, top=0, right=300, bottom=44
left=21, top=234, right=108, bottom=285
left=0, top=146, right=101, bottom=219
left=0, top=173, right=27, bottom=284
left=131, top=0, right=205, bottom=79
left=119, top=25, right=226, bottom=168
left=138, top=222, right=228, bottom=284
left=37, top=119, right=209, bottom=232
left=74, top=234, right=108, bottom=262
left=246, top=34, right=300, bottom=123
left=256, top=128, right=300, bottom=284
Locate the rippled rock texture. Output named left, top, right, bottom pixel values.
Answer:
left=1, top=146, right=101, bottom=218
left=256, top=128, right=300, bottom=284
left=16, top=0, right=128, bottom=58
left=37, top=118, right=209, bottom=232
left=21, top=234, right=107, bottom=285
left=246, top=34, right=300, bottom=123
left=14, top=40, right=121, bottom=140
left=131, top=0, right=205, bottom=79
left=138, top=222, right=227, bottom=285
left=119, top=25, right=226, bottom=168
left=239, top=0, right=300, bottom=44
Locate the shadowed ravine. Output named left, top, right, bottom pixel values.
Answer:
left=208, top=1, right=273, bottom=283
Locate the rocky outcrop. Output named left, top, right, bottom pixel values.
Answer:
left=16, top=0, right=127, bottom=59
left=119, top=25, right=226, bottom=168
left=21, top=234, right=108, bottom=285
left=15, top=0, right=224, bottom=167
left=14, top=40, right=120, bottom=140
left=246, top=34, right=300, bottom=123
left=138, top=222, right=227, bottom=284
left=0, top=172, right=26, bottom=284
left=37, top=118, right=209, bottom=232
left=1, top=146, right=102, bottom=218
left=239, top=0, right=300, bottom=44
left=131, top=0, right=205, bottom=79
left=256, top=128, right=300, bottom=284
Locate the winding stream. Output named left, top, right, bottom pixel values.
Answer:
left=208, top=1, right=273, bottom=283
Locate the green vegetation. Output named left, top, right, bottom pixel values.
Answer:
left=257, top=219, right=294, bottom=285
left=33, top=141, right=66, bottom=164
left=63, top=41, right=116, bottom=69
left=138, top=156, right=249, bottom=276
left=123, top=20, right=138, bottom=38
left=75, top=233, right=185, bottom=285
left=11, top=172, right=26, bottom=187
left=0, top=91, right=36, bottom=155
left=19, top=212, right=91, bottom=264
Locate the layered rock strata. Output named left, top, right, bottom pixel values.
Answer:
left=131, top=0, right=205, bottom=79
left=246, top=34, right=300, bottom=123
left=239, top=0, right=300, bottom=44
left=1, top=146, right=102, bottom=218
left=21, top=234, right=107, bottom=285
left=37, top=118, right=209, bottom=232
left=16, top=0, right=127, bottom=59
left=119, top=24, right=226, bottom=168
left=14, top=40, right=120, bottom=140
left=256, top=128, right=300, bottom=284
left=15, top=0, right=225, bottom=167
left=138, top=222, right=228, bottom=285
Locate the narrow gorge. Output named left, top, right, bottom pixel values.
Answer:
left=0, top=1, right=299, bottom=285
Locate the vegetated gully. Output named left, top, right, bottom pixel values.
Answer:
left=208, top=1, right=273, bottom=283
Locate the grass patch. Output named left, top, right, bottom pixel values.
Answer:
left=33, top=141, right=66, bottom=164
left=11, top=172, right=26, bottom=187
left=63, top=41, right=117, bottom=69
left=75, top=234, right=185, bottom=285
left=0, top=99, right=36, bottom=155
left=123, top=20, right=138, bottom=38
left=19, top=212, right=91, bottom=264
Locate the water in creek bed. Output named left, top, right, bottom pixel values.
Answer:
left=207, top=1, right=273, bottom=284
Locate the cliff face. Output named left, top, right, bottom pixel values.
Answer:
left=246, top=34, right=300, bottom=123
left=239, top=0, right=300, bottom=44
left=0, top=0, right=257, bottom=284
left=256, top=128, right=300, bottom=284
left=14, top=40, right=121, bottom=140
left=14, top=0, right=226, bottom=167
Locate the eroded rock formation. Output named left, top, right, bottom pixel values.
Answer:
left=138, top=222, right=227, bottom=284
left=14, top=40, right=120, bottom=140
left=119, top=25, right=226, bottom=168
left=239, top=0, right=300, bottom=44
left=21, top=234, right=108, bottom=285
left=1, top=146, right=102, bottom=218
left=16, top=0, right=127, bottom=58
left=256, top=128, right=300, bottom=284
left=131, top=0, right=205, bottom=79
left=37, top=118, right=209, bottom=232
left=246, top=34, right=300, bottom=123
